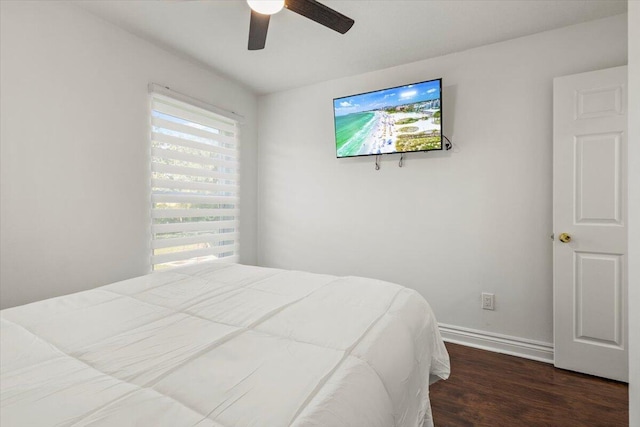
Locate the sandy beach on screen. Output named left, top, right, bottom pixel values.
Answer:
left=357, top=111, right=440, bottom=155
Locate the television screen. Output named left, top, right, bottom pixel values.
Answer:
left=333, top=78, right=442, bottom=158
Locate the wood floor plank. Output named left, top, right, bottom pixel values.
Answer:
left=430, top=343, right=628, bottom=426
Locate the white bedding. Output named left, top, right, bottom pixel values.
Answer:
left=1, top=262, right=450, bottom=427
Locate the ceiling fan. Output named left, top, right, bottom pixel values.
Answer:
left=246, top=0, right=354, bottom=50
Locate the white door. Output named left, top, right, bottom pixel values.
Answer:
left=553, top=66, right=628, bottom=382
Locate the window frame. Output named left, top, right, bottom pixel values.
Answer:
left=148, top=89, right=241, bottom=271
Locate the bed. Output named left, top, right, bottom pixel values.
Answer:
left=1, top=262, right=450, bottom=427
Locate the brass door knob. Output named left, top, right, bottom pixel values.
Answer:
left=559, top=233, right=571, bottom=243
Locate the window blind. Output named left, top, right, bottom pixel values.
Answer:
left=150, top=93, right=239, bottom=270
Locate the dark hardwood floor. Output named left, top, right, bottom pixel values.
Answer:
left=430, top=343, right=628, bottom=427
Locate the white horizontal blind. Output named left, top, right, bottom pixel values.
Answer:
left=150, top=93, right=239, bottom=270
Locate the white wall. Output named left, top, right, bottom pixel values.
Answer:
left=628, top=2, right=640, bottom=424
left=0, top=1, right=258, bottom=309
left=257, top=15, right=627, bottom=344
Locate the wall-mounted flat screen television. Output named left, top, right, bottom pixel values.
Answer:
left=333, top=78, right=442, bottom=158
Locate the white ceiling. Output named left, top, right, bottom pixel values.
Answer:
left=74, top=0, right=627, bottom=94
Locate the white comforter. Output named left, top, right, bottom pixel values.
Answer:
left=1, top=262, right=450, bottom=427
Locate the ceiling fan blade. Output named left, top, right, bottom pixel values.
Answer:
left=285, top=0, right=354, bottom=34
left=248, top=10, right=270, bottom=50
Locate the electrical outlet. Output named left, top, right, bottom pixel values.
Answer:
left=482, top=293, right=495, bottom=310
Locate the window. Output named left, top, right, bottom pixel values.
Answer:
left=149, top=92, right=239, bottom=270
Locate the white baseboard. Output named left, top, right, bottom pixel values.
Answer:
left=438, top=323, right=554, bottom=364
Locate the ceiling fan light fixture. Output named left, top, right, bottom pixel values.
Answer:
left=247, top=0, right=285, bottom=15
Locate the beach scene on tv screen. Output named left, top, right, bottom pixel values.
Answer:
left=334, top=80, right=441, bottom=157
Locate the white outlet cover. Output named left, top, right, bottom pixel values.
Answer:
left=482, top=293, right=495, bottom=310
